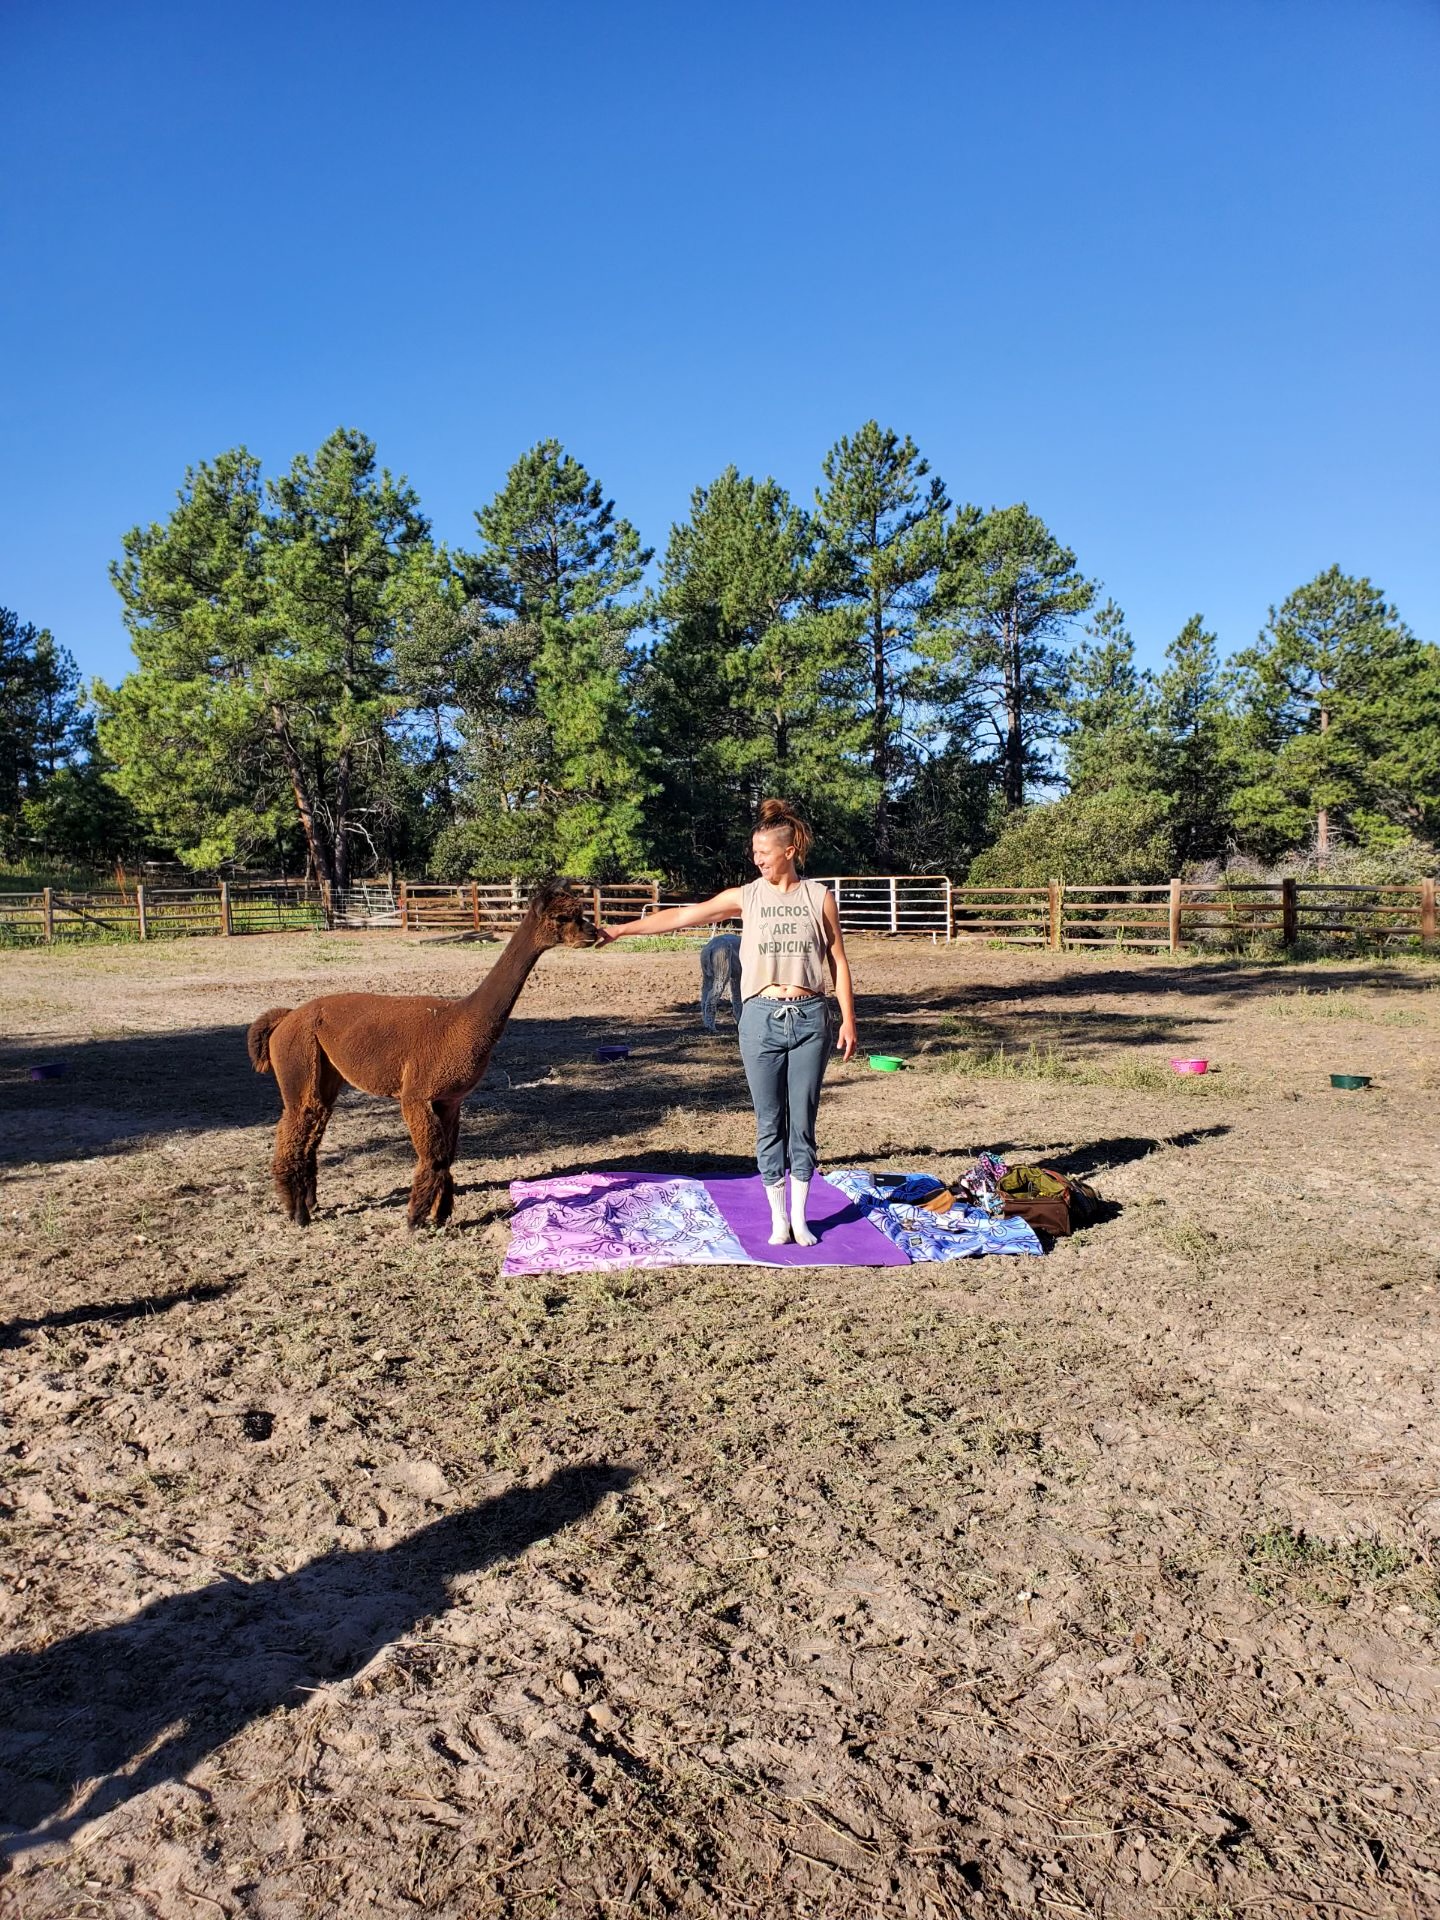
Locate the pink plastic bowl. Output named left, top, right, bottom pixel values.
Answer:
left=1171, top=1058, right=1208, bottom=1074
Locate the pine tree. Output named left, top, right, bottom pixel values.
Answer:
left=932, top=504, right=1095, bottom=808
left=1229, top=567, right=1438, bottom=859
left=0, top=608, right=95, bottom=857
left=267, top=428, right=431, bottom=887
left=447, top=442, right=654, bottom=879
left=643, top=467, right=871, bottom=887
left=1062, top=600, right=1158, bottom=794
left=100, top=451, right=290, bottom=872
left=813, top=423, right=949, bottom=860
left=102, top=433, right=430, bottom=882
left=1154, top=614, right=1235, bottom=866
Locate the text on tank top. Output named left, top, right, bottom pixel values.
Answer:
left=739, top=877, right=830, bottom=1000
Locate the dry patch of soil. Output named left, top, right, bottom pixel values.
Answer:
left=2, top=933, right=1439, bottom=1918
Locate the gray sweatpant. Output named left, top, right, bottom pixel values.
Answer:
left=737, top=996, right=834, bottom=1184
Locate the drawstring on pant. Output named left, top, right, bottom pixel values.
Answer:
left=768, top=999, right=807, bottom=1029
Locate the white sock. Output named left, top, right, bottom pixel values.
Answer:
left=765, top=1181, right=790, bottom=1245
left=790, top=1174, right=817, bottom=1246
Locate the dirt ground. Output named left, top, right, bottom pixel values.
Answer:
left=2, top=929, right=1438, bottom=1920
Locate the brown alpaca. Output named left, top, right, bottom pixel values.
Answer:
left=247, top=881, right=600, bottom=1227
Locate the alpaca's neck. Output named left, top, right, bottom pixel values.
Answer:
left=460, top=921, right=549, bottom=1046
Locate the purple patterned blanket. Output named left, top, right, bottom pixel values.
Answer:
left=501, top=1171, right=908, bottom=1275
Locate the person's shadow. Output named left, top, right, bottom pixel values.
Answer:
left=0, top=1462, right=631, bottom=1848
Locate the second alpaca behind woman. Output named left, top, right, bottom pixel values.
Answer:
left=601, top=798, right=857, bottom=1245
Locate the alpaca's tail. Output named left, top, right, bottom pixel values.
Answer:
left=246, top=1008, right=293, bottom=1074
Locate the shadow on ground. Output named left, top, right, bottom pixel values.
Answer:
left=0, top=1280, right=235, bottom=1350
left=8, top=943, right=1395, bottom=1176
left=0, top=1463, right=632, bottom=1847
left=0, top=1011, right=738, bottom=1169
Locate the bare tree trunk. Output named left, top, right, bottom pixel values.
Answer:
left=271, top=705, right=335, bottom=889
left=872, top=597, right=890, bottom=858
left=1317, top=705, right=1330, bottom=862
left=1003, top=612, right=1024, bottom=809
left=334, top=743, right=353, bottom=893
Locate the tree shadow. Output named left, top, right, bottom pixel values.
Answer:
left=1012, top=1126, right=1233, bottom=1179
left=0, top=1463, right=632, bottom=1848
left=0, top=1024, right=278, bottom=1168
left=7, top=946, right=1324, bottom=1184
left=848, top=1001, right=1224, bottom=1060
left=0, top=1007, right=739, bottom=1172
left=937, top=958, right=1430, bottom=1011
left=542, top=1149, right=759, bottom=1182
left=0, top=1279, right=235, bottom=1351
left=830, top=1125, right=1229, bottom=1177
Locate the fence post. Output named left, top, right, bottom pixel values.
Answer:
left=471, top=881, right=481, bottom=933
left=135, top=883, right=148, bottom=941
left=945, top=877, right=953, bottom=944
left=1281, top=876, right=1298, bottom=947
left=1168, top=877, right=1182, bottom=955
left=397, top=881, right=408, bottom=932
left=1422, top=877, right=1436, bottom=949
left=888, top=875, right=899, bottom=934
left=218, top=880, right=232, bottom=935
left=41, top=886, right=54, bottom=943
left=1048, top=879, right=1062, bottom=951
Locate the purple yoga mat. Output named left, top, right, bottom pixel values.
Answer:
left=702, top=1173, right=910, bottom=1267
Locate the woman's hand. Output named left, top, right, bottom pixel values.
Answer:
left=838, top=1018, right=858, bottom=1062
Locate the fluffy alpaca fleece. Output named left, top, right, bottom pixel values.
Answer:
left=247, top=882, right=599, bottom=1228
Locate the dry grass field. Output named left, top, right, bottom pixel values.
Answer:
left=2, top=931, right=1438, bottom=1920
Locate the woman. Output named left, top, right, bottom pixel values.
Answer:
left=600, top=799, right=858, bottom=1246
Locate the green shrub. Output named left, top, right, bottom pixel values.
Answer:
left=968, top=789, right=1174, bottom=887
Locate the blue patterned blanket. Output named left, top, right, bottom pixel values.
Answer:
left=827, top=1170, right=1044, bottom=1261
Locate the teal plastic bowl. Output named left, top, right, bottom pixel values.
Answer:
left=868, top=1054, right=904, bottom=1072
left=1329, top=1072, right=1370, bottom=1090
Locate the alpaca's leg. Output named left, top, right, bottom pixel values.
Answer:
left=432, top=1101, right=462, bottom=1226
left=268, top=1021, right=312, bottom=1223
left=402, top=1097, right=452, bottom=1228
left=268, top=1019, right=337, bottom=1227
left=271, top=1104, right=309, bottom=1223
left=274, top=1097, right=335, bottom=1227
left=301, top=1057, right=344, bottom=1215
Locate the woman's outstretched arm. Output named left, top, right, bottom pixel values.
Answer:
left=822, top=890, right=858, bottom=1061
left=600, top=887, right=744, bottom=943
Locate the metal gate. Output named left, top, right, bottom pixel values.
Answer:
left=817, top=875, right=952, bottom=939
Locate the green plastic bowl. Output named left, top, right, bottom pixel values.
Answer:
left=868, top=1054, right=904, bottom=1072
left=1329, top=1072, right=1371, bottom=1090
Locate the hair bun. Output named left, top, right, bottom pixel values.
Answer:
left=753, top=797, right=814, bottom=865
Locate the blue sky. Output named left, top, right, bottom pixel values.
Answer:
left=3, top=0, right=1437, bottom=687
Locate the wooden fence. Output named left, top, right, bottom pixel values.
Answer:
left=1, top=873, right=1434, bottom=952
left=393, top=882, right=662, bottom=934
left=0, top=881, right=325, bottom=943
left=944, top=878, right=1436, bottom=953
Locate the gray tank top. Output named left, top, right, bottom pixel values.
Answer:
left=738, top=878, right=830, bottom=1001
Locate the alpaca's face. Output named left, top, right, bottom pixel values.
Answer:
left=536, top=886, right=602, bottom=948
